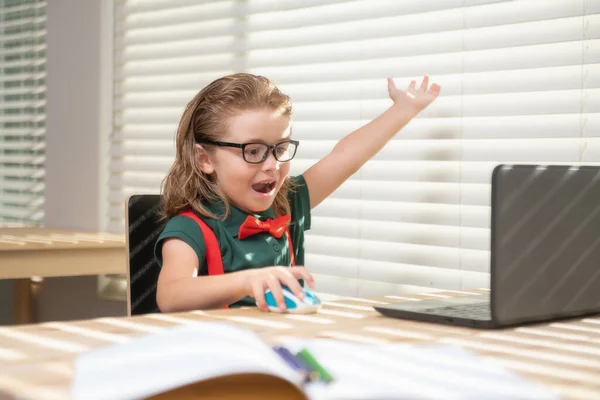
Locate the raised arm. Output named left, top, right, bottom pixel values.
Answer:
left=302, top=76, right=440, bottom=209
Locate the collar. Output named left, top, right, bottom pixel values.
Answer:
left=207, top=201, right=276, bottom=238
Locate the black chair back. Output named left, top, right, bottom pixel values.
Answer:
left=125, top=194, right=165, bottom=316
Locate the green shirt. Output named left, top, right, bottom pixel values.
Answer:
left=154, top=175, right=311, bottom=308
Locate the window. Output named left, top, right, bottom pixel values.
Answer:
left=0, top=0, right=45, bottom=226
left=111, top=0, right=600, bottom=297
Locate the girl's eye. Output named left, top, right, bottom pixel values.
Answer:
left=244, top=145, right=266, bottom=161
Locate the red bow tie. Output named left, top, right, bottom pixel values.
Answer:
left=238, top=215, right=291, bottom=240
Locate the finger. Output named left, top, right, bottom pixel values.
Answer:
left=387, top=77, right=396, bottom=91
left=276, top=269, right=305, bottom=300
left=267, top=276, right=286, bottom=311
left=419, top=75, right=429, bottom=92
left=289, top=266, right=316, bottom=288
left=408, top=80, right=417, bottom=93
left=252, top=281, right=268, bottom=312
left=428, top=83, right=441, bottom=96
left=387, top=77, right=398, bottom=99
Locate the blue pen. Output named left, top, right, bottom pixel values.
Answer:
left=272, top=346, right=312, bottom=382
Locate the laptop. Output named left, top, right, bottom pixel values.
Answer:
left=374, top=164, right=600, bottom=329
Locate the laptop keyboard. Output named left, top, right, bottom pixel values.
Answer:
left=421, top=301, right=491, bottom=320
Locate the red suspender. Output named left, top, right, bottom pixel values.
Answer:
left=285, top=227, right=295, bottom=266
left=178, top=210, right=224, bottom=276
left=178, top=210, right=227, bottom=309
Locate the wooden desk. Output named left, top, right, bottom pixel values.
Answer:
left=0, top=290, right=599, bottom=400
left=0, top=227, right=126, bottom=324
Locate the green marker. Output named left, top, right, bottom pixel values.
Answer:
left=295, top=348, right=334, bottom=383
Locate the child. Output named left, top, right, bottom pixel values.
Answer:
left=155, top=72, right=440, bottom=313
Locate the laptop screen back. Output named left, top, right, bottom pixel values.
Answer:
left=491, top=165, right=600, bottom=325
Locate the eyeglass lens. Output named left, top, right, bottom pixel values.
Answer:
left=243, top=142, right=297, bottom=163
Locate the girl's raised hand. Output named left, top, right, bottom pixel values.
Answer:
left=387, top=75, right=441, bottom=114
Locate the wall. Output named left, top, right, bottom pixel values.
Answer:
left=45, top=1, right=105, bottom=230
left=37, top=0, right=125, bottom=322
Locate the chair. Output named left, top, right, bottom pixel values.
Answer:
left=125, top=194, right=166, bottom=316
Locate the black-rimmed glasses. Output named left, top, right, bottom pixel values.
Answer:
left=197, top=139, right=299, bottom=164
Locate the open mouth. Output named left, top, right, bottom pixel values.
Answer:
left=252, top=180, right=276, bottom=194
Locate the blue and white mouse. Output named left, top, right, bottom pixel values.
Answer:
left=262, top=286, right=322, bottom=314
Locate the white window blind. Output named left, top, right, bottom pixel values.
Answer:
left=0, top=0, right=45, bottom=225
left=110, top=0, right=600, bottom=297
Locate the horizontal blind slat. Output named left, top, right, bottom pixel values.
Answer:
left=117, top=0, right=461, bottom=31
left=113, top=65, right=600, bottom=108
left=115, top=40, right=593, bottom=89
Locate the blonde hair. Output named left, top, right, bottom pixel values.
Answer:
left=160, top=73, right=295, bottom=220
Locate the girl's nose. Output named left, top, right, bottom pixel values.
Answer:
left=261, top=150, right=279, bottom=171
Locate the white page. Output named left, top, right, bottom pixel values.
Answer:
left=282, top=340, right=560, bottom=400
left=71, top=322, right=300, bottom=400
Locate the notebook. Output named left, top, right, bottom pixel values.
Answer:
left=71, top=322, right=559, bottom=400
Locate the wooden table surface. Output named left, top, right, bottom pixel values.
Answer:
left=0, top=227, right=125, bottom=279
left=1, top=289, right=599, bottom=400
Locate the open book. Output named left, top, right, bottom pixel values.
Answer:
left=72, top=322, right=559, bottom=400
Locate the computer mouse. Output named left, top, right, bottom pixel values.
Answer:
left=262, top=286, right=322, bottom=314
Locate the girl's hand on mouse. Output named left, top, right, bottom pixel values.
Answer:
left=387, top=75, right=440, bottom=115
left=243, top=266, right=315, bottom=312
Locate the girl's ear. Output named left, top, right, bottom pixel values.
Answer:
left=195, top=144, right=215, bottom=174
